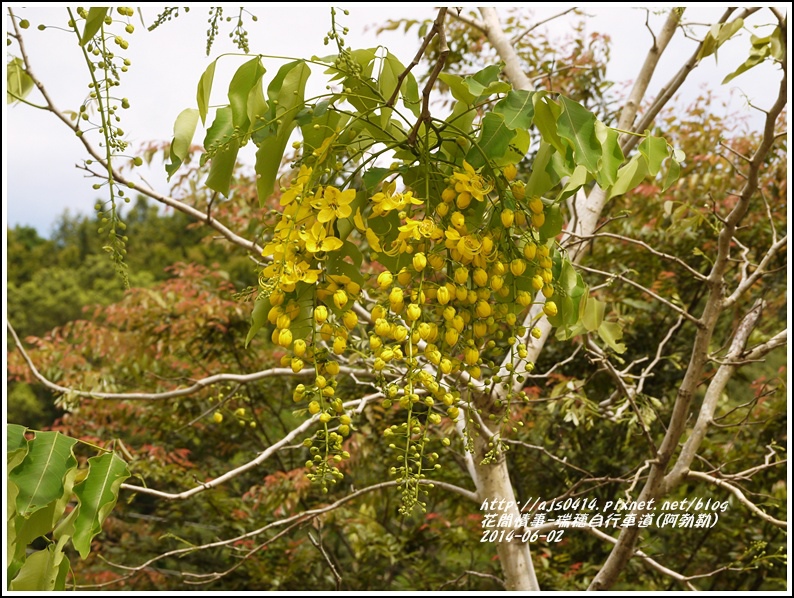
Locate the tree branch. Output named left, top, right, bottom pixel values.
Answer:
left=663, top=301, right=765, bottom=490
left=686, top=471, right=787, bottom=529
left=511, top=7, right=579, bottom=45
left=722, top=235, right=788, bottom=308
left=8, top=321, right=372, bottom=402
left=10, top=16, right=263, bottom=257
left=577, top=265, right=701, bottom=327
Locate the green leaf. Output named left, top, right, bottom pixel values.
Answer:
left=7, top=424, right=29, bottom=470
left=79, top=7, right=108, bottom=46
left=496, top=127, right=530, bottom=167
left=438, top=73, right=476, bottom=105
left=256, top=61, right=311, bottom=204
left=166, top=108, right=199, bottom=180
left=196, top=59, right=218, bottom=125
left=559, top=164, right=589, bottom=200
left=608, top=153, right=649, bottom=199
left=71, top=453, right=130, bottom=559
left=493, top=90, right=535, bottom=130
left=557, top=96, right=601, bottom=174
left=599, top=320, right=626, bottom=353
left=203, top=106, right=240, bottom=198
left=638, top=134, right=669, bottom=177
left=464, top=63, right=509, bottom=98
left=466, top=112, right=515, bottom=169
left=245, top=294, right=272, bottom=347
left=539, top=203, right=563, bottom=240
left=363, top=168, right=392, bottom=192
left=10, top=537, right=70, bottom=591
left=228, top=56, right=266, bottom=132
left=662, top=156, right=681, bottom=191
left=525, top=142, right=557, bottom=198
left=698, top=18, right=744, bottom=61
left=595, top=121, right=624, bottom=187
left=533, top=95, right=566, bottom=156
left=582, top=297, right=605, bottom=332
left=722, top=28, right=779, bottom=84
left=9, top=431, right=77, bottom=517
left=6, top=57, right=34, bottom=105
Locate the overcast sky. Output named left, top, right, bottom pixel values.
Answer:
left=3, top=4, right=784, bottom=236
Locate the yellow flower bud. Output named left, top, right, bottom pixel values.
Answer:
left=473, top=268, right=488, bottom=287
left=440, top=358, right=453, bottom=374
left=291, top=358, right=304, bottom=373
left=531, top=327, right=542, bottom=339
left=532, top=275, right=544, bottom=291
left=436, top=202, right=450, bottom=217
left=531, top=212, right=545, bottom=228
left=277, top=328, right=293, bottom=347
left=523, top=241, right=537, bottom=260
left=428, top=253, right=446, bottom=271
left=450, top=212, right=466, bottom=229
left=314, top=305, right=328, bottom=324
left=444, top=327, right=460, bottom=346
left=377, top=271, right=394, bottom=289
left=517, top=290, right=531, bottom=306
left=320, top=322, right=334, bottom=341
left=473, top=321, right=487, bottom=338
left=437, top=285, right=451, bottom=305
left=542, top=284, right=555, bottom=298
left=333, top=336, right=347, bottom=354
left=443, top=306, right=456, bottom=321
left=511, top=181, right=526, bottom=201
left=451, top=315, right=465, bottom=332
left=212, top=411, right=223, bottom=423
left=515, top=211, right=527, bottom=226
left=476, top=300, right=492, bottom=318
left=334, top=289, right=348, bottom=309
left=464, top=346, right=479, bottom=366
left=407, top=303, right=422, bottom=322
left=543, top=300, right=558, bottom=318
left=294, top=339, right=307, bottom=357
left=343, top=310, right=358, bottom=330
left=503, top=163, right=517, bottom=182
left=491, top=275, right=504, bottom=291
left=375, top=318, right=391, bottom=337
left=308, top=401, right=321, bottom=415
left=441, top=187, right=456, bottom=202
left=454, top=267, right=469, bottom=285
left=412, top=252, right=427, bottom=272
left=455, top=285, right=469, bottom=302
left=324, top=360, right=340, bottom=375
left=510, top=258, right=527, bottom=277
left=542, top=269, right=553, bottom=284
left=500, top=208, right=515, bottom=227
left=448, top=406, right=460, bottom=419
left=393, top=325, right=408, bottom=342
left=397, top=268, right=412, bottom=286
left=389, top=287, right=404, bottom=305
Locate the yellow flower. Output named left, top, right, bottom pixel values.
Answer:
left=313, top=185, right=356, bottom=223
left=452, top=160, right=493, bottom=201
left=280, top=165, right=313, bottom=206
left=301, top=221, right=343, bottom=253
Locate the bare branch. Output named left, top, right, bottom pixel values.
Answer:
left=686, top=471, right=787, bottom=529
left=308, top=531, right=343, bottom=590
left=577, top=265, right=701, bottom=327
left=511, top=7, right=579, bottom=45
left=407, top=8, right=449, bottom=145
left=8, top=321, right=372, bottom=402
left=723, top=235, right=788, bottom=308
left=586, top=340, right=658, bottom=455
left=627, top=9, right=764, bottom=154
left=663, top=301, right=765, bottom=490
left=447, top=10, right=487, bottom=34
left=567, top=231, right=707, bottom=281
left=585, top=527, right=698, bottom=590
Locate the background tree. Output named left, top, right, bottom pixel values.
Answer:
left=6, top=6, right=787, bottom=591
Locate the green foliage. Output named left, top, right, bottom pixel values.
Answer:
left=6, top=425, right=130, bottom=590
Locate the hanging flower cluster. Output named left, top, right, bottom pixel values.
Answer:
left=258, top=155, right=560, bottom=506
